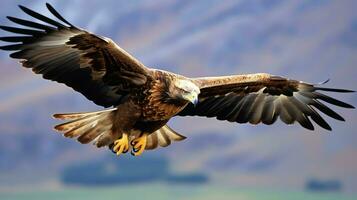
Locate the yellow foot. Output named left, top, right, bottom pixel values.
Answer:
left=130, top=133, right=147, bottom=156
left=113, top=134, right=129, bottom=156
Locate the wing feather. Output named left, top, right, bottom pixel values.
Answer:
left=178, top=73, right=354, bottom=131
left=6, top=16, right=56, bottom=32
left=0, top=25, right=45, bottom=36
left=0, top=3, right=151, bottom=107
left=18, top=5, right=67, bottom=29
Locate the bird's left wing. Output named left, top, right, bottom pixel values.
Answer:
left=177, top=73, right=354, bottom=130
left=0, top=3, right=150, bottom=107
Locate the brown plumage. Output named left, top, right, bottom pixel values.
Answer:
left=0, top=4, right=354, bottom=156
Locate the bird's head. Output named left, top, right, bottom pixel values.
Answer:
left=170, top=79, right=200, bottom=105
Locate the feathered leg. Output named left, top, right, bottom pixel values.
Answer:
left=110, top=98, right=141, bottom=156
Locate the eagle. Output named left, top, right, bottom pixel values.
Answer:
left=0, top=4, right=354, bottom=156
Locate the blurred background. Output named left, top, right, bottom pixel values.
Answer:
left=0, top=0, right=356, bottom=199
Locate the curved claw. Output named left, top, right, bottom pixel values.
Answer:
left=130, top=133, right=147, bottom=156
left=122, top=148, right=129, bottom=154
left=112, top=134, right=129, bottom=156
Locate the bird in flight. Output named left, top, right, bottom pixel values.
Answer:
left=0, top=4, right=354, bottom=156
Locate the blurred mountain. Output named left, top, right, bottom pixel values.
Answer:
left=0, top=0, right=356, bottom=193
left=61, top=155, right=208, bottom=186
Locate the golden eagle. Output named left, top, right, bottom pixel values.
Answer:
left=0, top=4, right=354, bottom=156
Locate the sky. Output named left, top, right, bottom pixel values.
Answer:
left=0, top=0, right=356, bottom=195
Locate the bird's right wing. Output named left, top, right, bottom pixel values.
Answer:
left=178, top=73, right=354, bottom=131
left=0, top=3, right=151, bottom=107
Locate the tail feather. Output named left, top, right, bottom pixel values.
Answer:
left=53, top=108, right=117, bottom=120
left=54, top=109, right=187, bottom=151
left=78, top=126, right=111, bottom=144
left=146, top=125, right=186, bottom=150
left=162, top=125, right=186, bottom=141
left=53, top=108, right=116, bottom=146
left=54, top=114, right=102, bottom=132
left=94, top=133, right=114, bottom=148
left=63, top=118, right=99, bottom=138
left=77, top=116, right=113, bottom=144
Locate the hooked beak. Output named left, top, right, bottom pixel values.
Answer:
left=193, top=96, right=199, bottom=106
left=189, top=93, right=199, bottom=106
left=182, top=89, right=200, bottom=106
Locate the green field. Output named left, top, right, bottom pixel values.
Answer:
left=1, top=184, right=355, bottom=200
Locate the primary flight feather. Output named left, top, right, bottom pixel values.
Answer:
left=0, top=3, right=354, bottom=156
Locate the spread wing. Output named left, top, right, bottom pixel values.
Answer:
left=178, top=73, right=354, bottom=131
left=0, top=3, right=150, bottom=107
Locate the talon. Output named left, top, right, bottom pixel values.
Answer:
left=130, top=133, right=147, bottom=156
left=113, top=134, right=129, bottom=156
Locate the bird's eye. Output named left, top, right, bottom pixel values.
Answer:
left=177, top=87, right=186, bottom=93
left=183, top=89, right=191, bottom=94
